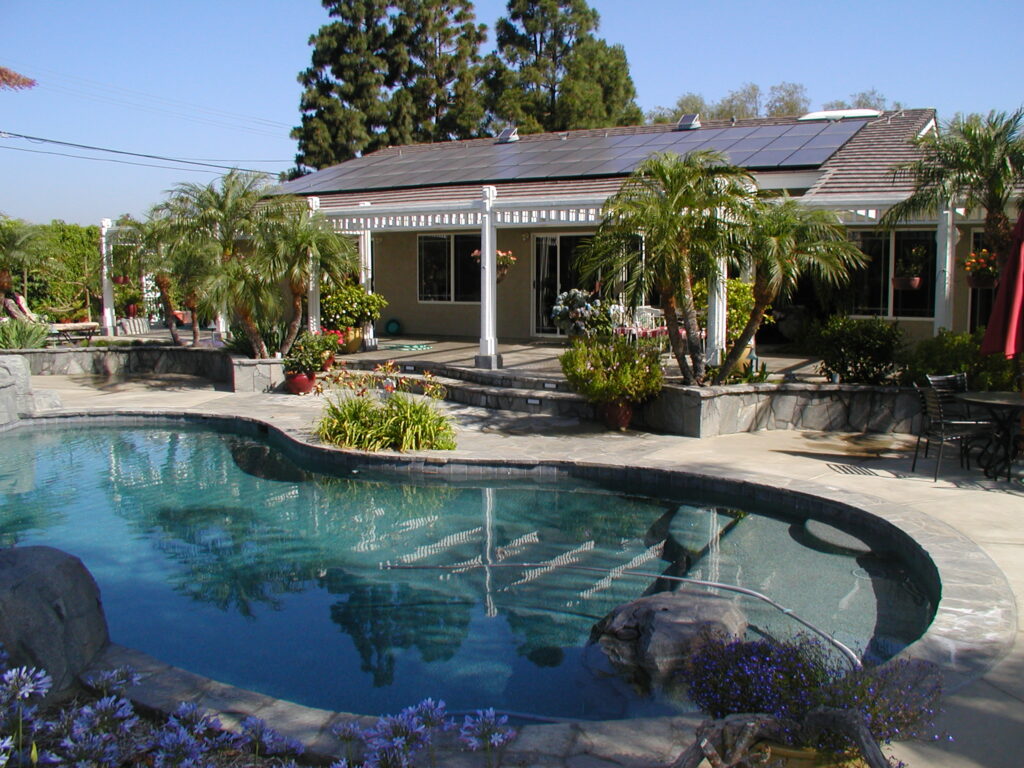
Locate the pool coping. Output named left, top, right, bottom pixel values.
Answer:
left=17, top=408, right=1018, bottom=766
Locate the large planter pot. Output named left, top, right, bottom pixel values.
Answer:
left=284, top=371, right=316, bottom=395
left=343, top=326, right=363, bottom=354
left=599, top=401, right=633, bottom=430
left=891, top=276, right=922, bottom=291
left=967, top=272, right=996, bottom=289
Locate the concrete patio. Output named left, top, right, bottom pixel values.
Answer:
left=15, top=371, right=1024, bottom=767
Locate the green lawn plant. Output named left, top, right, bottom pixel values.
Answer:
left=0, top=319, right=49, bottom=349
left=559, top=335, right=663, bottom=405
left=316, top=360, right=454, bottom=451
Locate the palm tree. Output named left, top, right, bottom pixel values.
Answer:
left=577, top=151, right=756, bottom=384
left=0, top=218, right=40, bottom=299
left=712, top=197, right=867, bottom=384
left=255, top=199, right=357, bottom=355
left=160, top=170, right=278, bottom=356
left=117, top=212, right=186, bottom=345
left=881, top=109, right=1024, bottom=263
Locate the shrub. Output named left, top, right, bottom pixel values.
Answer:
left=316, top=393, right=456, bottom=451
left=559, top=335, right=663, bottom=405
left=0, top=319, right=49, bottom=349
left=321, top=283, right=388, bottom=328
left=283, top=331, right=339, bottom=375
left=809, top=315, right=904, bottom=385
left=694, top=277, right=772, bottom=347
left=899, top=328, right=1016, bottom=390
left=550, top=289, right=620, bottom=337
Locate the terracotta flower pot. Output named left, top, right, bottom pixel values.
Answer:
left=600, top=401, right=633, bottom=430
left=891, top=276, right=922, bottom=291
left=343, top=326, right=363, bottom=354
left=284, top=371, right=316, bottom=395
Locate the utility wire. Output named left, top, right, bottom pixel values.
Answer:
left=0, top=144, right=222, bottom=173
left=0, top=130, right=280, bottom=173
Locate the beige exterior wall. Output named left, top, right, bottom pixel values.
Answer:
left=369, top=227, right=594, bottom=339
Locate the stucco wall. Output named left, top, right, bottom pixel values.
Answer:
left=371, top=227, right=591, bottom=339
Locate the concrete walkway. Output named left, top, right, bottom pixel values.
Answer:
left=23, top=374, right=1024, bottom=767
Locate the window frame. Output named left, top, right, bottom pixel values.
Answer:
left=416, top=233, right=482, bottom=304
left=848, top=227, right=937, bottom=320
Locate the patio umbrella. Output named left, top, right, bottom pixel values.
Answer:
left=981, top=209, right=1024, bottom=361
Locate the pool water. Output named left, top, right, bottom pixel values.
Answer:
left=0, top=424, right=932, bottom=720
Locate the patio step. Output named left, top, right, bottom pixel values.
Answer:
left=341, top=358, right=592, bottom=418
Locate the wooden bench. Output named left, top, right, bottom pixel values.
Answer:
left=49, top=322, right=100, bottom=345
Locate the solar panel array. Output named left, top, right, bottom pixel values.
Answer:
left=282, top=119, right=868, bottom=195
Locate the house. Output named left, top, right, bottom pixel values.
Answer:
left=277, top=108, right=990, bottom=368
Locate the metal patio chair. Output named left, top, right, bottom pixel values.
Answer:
left=912, top=384, right=992, bottom=481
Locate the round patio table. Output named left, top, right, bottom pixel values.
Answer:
left=957, top=391, right=1024, bottom=481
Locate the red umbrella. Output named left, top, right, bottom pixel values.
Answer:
left=981, top=209, right=1024, bottom=359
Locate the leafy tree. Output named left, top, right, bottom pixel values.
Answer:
left=713, top=82, right=762, bottom=120
left=881, top=109, right=1024, bottom=266
left=255, top=200, right=357, bottom=355
left=765, top=81, right=810, bottom=117
left=0, top=66, right=35, bottom=90
left=823, top=88, right=901, bottom=112
left=487, top=0, right=640, bottom=133
left=0, top=217, right=41, bottom=299
left=34, top=221, right=102, bottom=321
left=115, top=213, right=186, bottom=345
left=646, top=92, right=709, bottom=124
left=577, top=151, right=756, bottom=384
left=396, top=0, right=488, bottom=143
left=712, top=197, right=866, bottom=383
left=292, top=0, right=400, bottom=170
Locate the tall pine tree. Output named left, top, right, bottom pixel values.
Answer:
left=292, top=0, right=487, bottom=172
left=486, top=0, right=641, bottom=133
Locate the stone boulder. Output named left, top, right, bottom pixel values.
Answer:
left=0, top=546, right=109, bottom=693
left=590, top=590, right=747, bottom=685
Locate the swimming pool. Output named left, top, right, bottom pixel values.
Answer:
left=1, top=422, right=933, bottom=720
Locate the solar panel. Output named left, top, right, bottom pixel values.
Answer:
left=277, top=119, right=871, bottom=194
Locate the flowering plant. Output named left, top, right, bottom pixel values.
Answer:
left=682, top=633, right=945, bottom=767
left=551, top=288, right=617, bottom=337
left=470, top=249, right=517, bottom=268
left=963, top=249, right=999, bottom=279
left=283, top=331, right=339, bottom=374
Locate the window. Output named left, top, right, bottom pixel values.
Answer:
left=848, top=229, right=935, bottom=319
left=418, top=234, right=481, bottom=303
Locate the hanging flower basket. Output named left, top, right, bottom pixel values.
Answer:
left=471, top=249, right=516, bottom=284
left=967, top=272, right=996, bottom=289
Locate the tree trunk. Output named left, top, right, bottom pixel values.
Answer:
left=676, top=262, right=706, bottom=384
left=278, top=285, right=305, bottom=357
left=660, top=291, right=695, bottom=384
left=154, top=274, right=182, bottom=346
left=187, top=297, right=201, bottom=347
left=712, top=280, right=775, bottom=385
left=237, top=306, right=268, bottom=358
left=984, top=210, right=1013, bottom=266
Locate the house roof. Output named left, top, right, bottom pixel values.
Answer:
left=278, top=109, right=936, bottom=211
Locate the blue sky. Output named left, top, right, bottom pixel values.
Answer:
left=2, top=0, right=1022, bottom=226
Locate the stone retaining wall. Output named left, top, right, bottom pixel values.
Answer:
left=19, top=346, right=233, bottom=382
left=638, top=381, right=921, bottom=437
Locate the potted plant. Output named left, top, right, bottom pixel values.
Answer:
left=559, top=335, right=663, bottom=429
left=470, top=248, right=517, bottom=283
left=321, top=283, right=389, bottom=353
left=282, top=332, right=338, bottom=394
left=892, top=244, right=930, bottom=291
left=963, top=248, right=999, bottom=289
left=675, top=633, right=944, bottom=768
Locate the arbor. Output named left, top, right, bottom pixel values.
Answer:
left=712, top=198, right=866, bottom=384
left=255, top=200, right=357, bottom=355
left=487, top=0, right=641, bottom=133
left=577, top=151, right=756, bottom=384
left=881, top=109, right=1024, bottom=264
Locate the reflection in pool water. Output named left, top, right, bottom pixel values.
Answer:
left=0, top=424, right=932, bottom=720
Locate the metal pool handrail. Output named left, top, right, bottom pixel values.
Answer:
left=385, top=561, right=863, bottom=670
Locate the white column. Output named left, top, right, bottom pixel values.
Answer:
left=99, top=218, right=116, bottom=335
left=358, top=229, right=377, bottom=350
left=705, top=263, right=727, bottom=365
left=306, top=196, right=321, bottom=334
left=475, top=185, right=502, bottom=369
left=933, top=204, right=957, bottom=334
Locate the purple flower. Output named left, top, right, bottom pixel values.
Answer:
left=239, top=715, right=304, bottom=756
left=84, top=666, right=141, bottom=697
left=59, top=732, right=121, bottom=767
left=73, top=695, right=138, bottom=736
left=364, top=712, right=428, bottom=754
left=150, top=724, right=207, bottom=768
left=409, top=698, right=452, bottom=731
left=1, top=666, right=52, bottom=702
left=459, top=708, right=516, bottom=752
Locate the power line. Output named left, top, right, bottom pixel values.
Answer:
left=0, top=144, right=222, bottom=173
left=0, top=131, right=282, bottom=173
